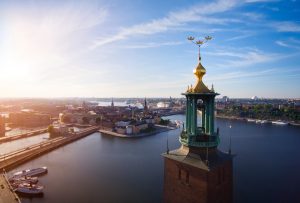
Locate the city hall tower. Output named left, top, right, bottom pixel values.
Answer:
left=162, top=37, right=233, bottom=203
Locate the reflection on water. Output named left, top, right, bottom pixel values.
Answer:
left=8, top=115, right=300, bottom=203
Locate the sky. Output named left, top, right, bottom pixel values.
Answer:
left=0, top=0, right=299, bottom=98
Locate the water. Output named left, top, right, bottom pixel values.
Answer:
left=9, top=115, right=300, bottom=203
left=0, top=133, right=49, bottom=155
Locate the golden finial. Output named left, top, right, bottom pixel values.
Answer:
left=187, top=35, right=212, bottom=61
left=187, top=35, right=213, bottom=93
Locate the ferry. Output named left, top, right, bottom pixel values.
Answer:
left=272, top=121, right=288, bottom=126
left=12, top=167, right=48, bottom=179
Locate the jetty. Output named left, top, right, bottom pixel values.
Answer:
left=0, top=126, right=99, bottom=171
left=0, top=173, right=21, bottom=203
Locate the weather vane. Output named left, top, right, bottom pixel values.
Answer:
left=187, top=36, right=212, bottom=61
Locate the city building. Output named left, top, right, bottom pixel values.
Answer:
left=0, top=115, right=5, bottom=137
left=162, top=48, right=233, bottom=203
left=9, top=109, right=51, bottom=127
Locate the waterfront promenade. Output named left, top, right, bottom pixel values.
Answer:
left=0, top=173, right=20, bottom=203
left=0, top=126, right=99, bottom=171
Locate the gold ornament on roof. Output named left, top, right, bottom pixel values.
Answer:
left=186, top=35, right=213, bottom=93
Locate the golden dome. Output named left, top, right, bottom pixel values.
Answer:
left=187, top=62, right=211, bottom=93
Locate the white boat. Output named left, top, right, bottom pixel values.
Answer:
left=247, top=119, right=256, bottom=122
left=14, top=183, right=44, bottom=196
left=260, top=120, right=270, bottom=124
left=272, top=121, right=288, bottom=126
left=9, top=176, right=38, bottom=185
left=12, top=167, right=47, bottom=178
left=256, top=120, right=262, bottom=124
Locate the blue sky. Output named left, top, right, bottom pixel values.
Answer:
left=0, top=0, right=299, bottom=98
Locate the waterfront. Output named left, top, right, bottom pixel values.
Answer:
left=9, top=115, right=300, bottom=203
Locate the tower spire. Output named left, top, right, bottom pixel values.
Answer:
left=187, top=36, right=213, bottom=94
left=187, top=35, right=212, bottom=62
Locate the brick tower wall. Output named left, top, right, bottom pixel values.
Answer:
left=163, top=157, right=233, bottom=203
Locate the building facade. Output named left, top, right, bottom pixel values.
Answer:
left=0, top=116, right=5, bottom=137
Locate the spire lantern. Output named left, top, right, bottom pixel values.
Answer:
left=181, top=35, right=219, bottom=149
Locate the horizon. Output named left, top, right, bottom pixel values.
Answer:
left=1, top=0, right=300, bottom=98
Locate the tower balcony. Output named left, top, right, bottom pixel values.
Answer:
left=180, top=131, right=219, bottom=148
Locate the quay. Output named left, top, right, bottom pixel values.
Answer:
left=0, top=128, right=48, bottom=144
left=0, top=173, right=20, bottom=203
left=99, top=125, right=176, bottom=138
left=0, top=126, right=99, bottom=171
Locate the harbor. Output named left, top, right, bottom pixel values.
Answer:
left=0, top=126, right=99, bottom=171
left=0, top=126, right=99, bottom=203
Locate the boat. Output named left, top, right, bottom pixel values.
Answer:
left=14, top=183, right=44, bottom=196
left=272, top=121, right=288, bottom=126
left=247, top=119, right=256, bottom=122
left=12, top=167, right=48, bottom=179
left=260, top=120, right=271, bottom=124
left=9, top=176, right=38, bottom=185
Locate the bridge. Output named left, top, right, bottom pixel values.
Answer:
left=0, top=128, right=48, bottom=144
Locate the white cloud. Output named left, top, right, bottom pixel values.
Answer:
left=123, top=41, right=183, bottom=49
left=275, top=40, right=300, bottom=49
left=272, top=21, right=300, bottom=32
left=91, top=0, right=240, bottom=49
left=206, top=48, right=285, bottom=68
left=245, top=0, right=279, bottom=2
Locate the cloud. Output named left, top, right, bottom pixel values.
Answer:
left=206, top=48, right=288, bottom=68
left=123, top=41, right=183, bottom=49
left=272, top=21, right=300, bottom=32
left=276, top=40, right=300, bottom=49
left=245, top=0, right=279, bottom=2
left=206, top=69, right=276, bottom=82
left=90, top=0, right=240, bottom=49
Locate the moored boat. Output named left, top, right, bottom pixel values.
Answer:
left=9, top=176, right=38, bottom=185
left=12, top=167, right=47, bottom=179
left=272, top=121, right=288, bottom=125
left=14, top=183, right=44, bottom=196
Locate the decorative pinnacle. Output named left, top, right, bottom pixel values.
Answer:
left=187, top=35, right=212, bottom=61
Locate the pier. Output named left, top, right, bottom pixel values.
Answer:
left=0, top=126, right=99, bottom=171
left=0, top=173, right=21, bottom=203
left=0, top=128, right=48, bottom=144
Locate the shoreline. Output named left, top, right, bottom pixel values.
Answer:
left=216, top=115, right=300, bottom=127
left=99, top=125, right=177, bottom=138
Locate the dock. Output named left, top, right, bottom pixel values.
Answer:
left=0, top=126, right=99, bottom=171
left=0, top=173, right=20, bottom=203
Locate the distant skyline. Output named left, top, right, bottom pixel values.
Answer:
left=0, top=0, right=299, bottom=98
